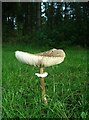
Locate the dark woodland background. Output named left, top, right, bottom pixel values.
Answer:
left=2, top=2, right=89, bottom=48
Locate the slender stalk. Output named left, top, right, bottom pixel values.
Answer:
left=40, top=66, right=47, bottom=105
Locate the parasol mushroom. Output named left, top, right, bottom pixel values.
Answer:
left=15, top=48, right=65, bottom=105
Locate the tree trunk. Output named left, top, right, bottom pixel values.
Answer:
left=36, top=2, right=41, bottom=30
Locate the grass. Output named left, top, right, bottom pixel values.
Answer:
left=2, top=43, right=88, bottom=119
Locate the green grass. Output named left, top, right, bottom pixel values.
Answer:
left=2, top=43, right=88, bottom=119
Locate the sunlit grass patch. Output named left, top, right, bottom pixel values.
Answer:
left=2, top=44, right=88, bottom=118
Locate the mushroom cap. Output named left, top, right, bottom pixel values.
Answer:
left=15, top=48, right=65, bottom=67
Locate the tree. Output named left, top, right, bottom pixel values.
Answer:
left=2, top=2, right=88, bottom=47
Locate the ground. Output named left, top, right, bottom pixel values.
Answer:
left=2, top=43, right=88, bottom=118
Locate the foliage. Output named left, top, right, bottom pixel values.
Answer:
left=2, top=2, right=88, bottom=47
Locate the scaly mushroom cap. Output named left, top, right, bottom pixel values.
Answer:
left=15, top=49, right=65, bottom=67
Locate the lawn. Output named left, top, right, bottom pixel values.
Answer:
left=2, top=43, right=88, bottom=118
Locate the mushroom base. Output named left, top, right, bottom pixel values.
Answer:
left=40, top=67, right=48, bottom=105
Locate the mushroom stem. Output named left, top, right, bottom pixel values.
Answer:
left=40, top=66, right=48, bottom=105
